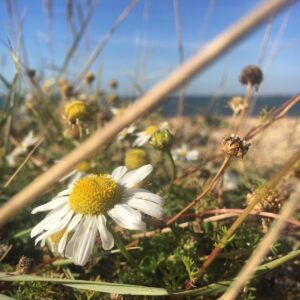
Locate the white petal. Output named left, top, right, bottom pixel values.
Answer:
left=133, top=134, right=150, bottom=147
left=108, top=204, right=145, bottom=230
left=186, top=150, right=199, bottom=161
left=31, top=204, right=69, bottom=237
left=31, top=196, right=68, bottom=214
left=111, top=166, right=128, bottom=182
left=97, top=215, right=114, bottom=250
left=58, top=213, right=82, bottom=254
left=127, top=199, right=163, bottom=218
left=124, top=188, right=164, bottom=205
left=119, top=165, right=153, bottom=188
left=65, top=218, right=84, bottom=259
left=34, top=210, right=74, bottom=245
left=59, top=169, right=77, bottom=183
left=56, top=188, right=72, bottom=197
left=72, top=217, right=98, bottom=266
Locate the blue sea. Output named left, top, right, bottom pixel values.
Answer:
left=159, top=95, right=299, bottom=117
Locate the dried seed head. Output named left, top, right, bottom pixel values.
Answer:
left=109, top=80, right=118, bottom=89
left=239, top=65, right=263, bottom=87
left=63, top=126, right=80, bottom=139
left=27, top=69, right=36, bottom=78
left=60, top=83, right=74, bottom=99
left=221, top=135, right=251, bottom=158
left=247, top=189, right=285, bottom=213
left=16, top=255, right=34, bottom=274
left=228, top=96, right=247, bottom=115
left=247, top=189, right=286, bottom=233
left=106, top=93, right=119, bottom=106
left=149, top=129, right=173, bottom=151
left=84, top=71, right=95, bottom=84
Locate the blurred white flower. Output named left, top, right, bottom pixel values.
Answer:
left=171, top=144, right=199, bottom=161
left=223, top=171, right=239, bottom=191
left=133, top=122, right=169, bottom=147
left=6, top=131, right=39, bottom=167
left=117, top=124, right=136, bottom=141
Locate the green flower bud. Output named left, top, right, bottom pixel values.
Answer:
left=149, top=129, right=173, bottom=151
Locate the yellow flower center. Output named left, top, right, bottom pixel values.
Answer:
left=64, top=100, right=89, bottom=123
left=76, top=161, right=92, bottom=173
left=69, top=175, right=123, bottom=215
left=50, top=229, right=72, bottom=245
left=145, top=125, right=159, bottom=136
left=178, top=149, right=187, bottom=157
left=125, top=148, right=150, bottom=170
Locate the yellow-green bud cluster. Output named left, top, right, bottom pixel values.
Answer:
left=149, top=129, right=173, bottom=151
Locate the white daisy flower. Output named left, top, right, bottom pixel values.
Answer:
left=133, top=122, right=170, bottom=147
left=171, top=144, right=199, bottom=161
left=133, top=125, right=160, bottom=147
left=6, top=131, right=39, bottom=167
left=117, top=124, right=136, bottom=141
left=31, top=164, right=163, bottom=266
left=110, top=106, right=124, bottom=117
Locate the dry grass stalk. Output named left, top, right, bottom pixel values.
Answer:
left=0, top=0, right=293, bottom=228
left=3, top=138, right=45, bottom=188
left=220, top=184, right=300, bottom=300
left=173, top=0, right=186, bottom=116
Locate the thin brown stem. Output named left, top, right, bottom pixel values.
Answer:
left=166, top=155, right=231, bottom=225
left=3, top=138, right=45, bottom=188
left=234, top=82, right=253, bottom=135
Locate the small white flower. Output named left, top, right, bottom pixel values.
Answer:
left=6, top=131, right=39, bottom=166
left=117, top=124, right=136, bottom=141
left=223, top=171, right=239, bottom=191
left=133, top=122, right=169, bottom=147
left=110, top=106, right=124, bottom=117
left=171, top=144, right=199, bottom=161
left=31, top=164, right=163, bottom=266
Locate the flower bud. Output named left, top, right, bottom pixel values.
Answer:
left=64, top=100, right=90, bottom=123
left=149, top=129, right=173, bottom=151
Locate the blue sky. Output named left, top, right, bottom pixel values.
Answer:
left=0, top=0, right=299, bottom=95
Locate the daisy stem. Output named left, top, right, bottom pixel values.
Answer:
left=107, top=224, right=137, bottom=267
left=166, top=150, right=177, bottom=181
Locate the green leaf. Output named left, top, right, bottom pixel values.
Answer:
left=0, top=274, right=170, bottom=296
left=0, top=294, right=16, bottom=300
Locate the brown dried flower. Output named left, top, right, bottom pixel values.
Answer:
left=239, top=65, right=263, bottom=87
left=109, top=80, right=118, bottom=89
left=221, top=135, right=251, bottom=158
left=247, top=189, right=286, bottom=233
left=27, top=69, right=36, bottom=78
left=84, top=71, right=95, bottom=84
left=16, top=255, right=34, bottom=274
